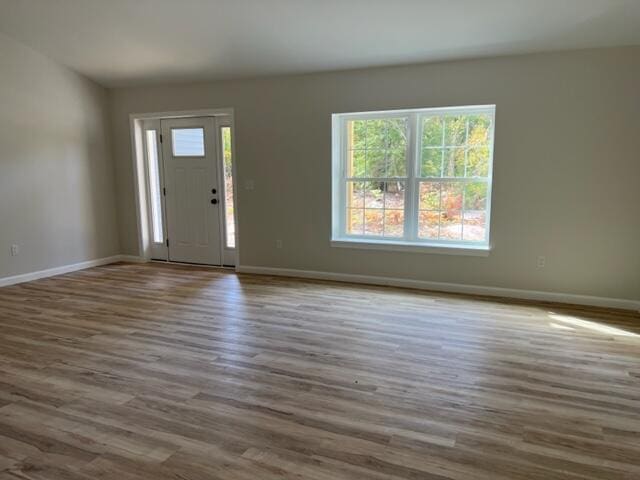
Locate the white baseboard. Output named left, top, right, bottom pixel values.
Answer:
left=3, top=258, right=637, bottom=312
left=236, top=265, right=640, bottom=312
left=0, top=254, right=146, bottom=288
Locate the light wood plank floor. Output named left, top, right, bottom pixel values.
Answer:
left=1, top=262, right=639, bottom=480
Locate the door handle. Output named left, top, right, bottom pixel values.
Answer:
left=211, top=199, right=218, bottom=204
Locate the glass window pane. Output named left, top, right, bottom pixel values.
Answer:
left=418, top=211, right=440, bottom=239
left=467, top=114, right=491, bottom=146
left=419, top=182, right=441, bottom=210
left=387, top=118, right=408, bottom=149
left=348, top=208, right=364, bottom=235
left=386, top=148, right=406, bottom=177
left=221, top=127, right=235, bottom=248
left=383, top=181, right=405, bottom=210
left=366, top=149, right=385, bottom=178
left=348, top=149, right=366, bottom=178
left=364, top=209, right=383, bottom=235
left=172, top=128, right=205, bottom=156
left=466, top=146, right=490, bottom=177
left=421, top=148, right=442, bottom=177
left=443, top=148, right=465, bottom=177
left=463, top=182, right=487, bottom=242
left=464, top=182, right=488, bottom=211
left=422, top=116, right=443, bottom=147
left=463, top=211, right=487, bottom=241
left=444, top=116, right=466, bottom=146
left=440, top=210, right=462, bottom=240
left=366, top=120, right=386, bottom=149
left=442, top=183, right=464, bottom=213
left=364, top=182, right=384, bottom=208
left=348, top=117, right=408, bottom=179
left=384, top=210, right=404, bottom=237
left=145, top=130, right=163, bottom=244
left=353, top=181, right=406, bottom=238
left=347, top=181, right=365, bottom=208
left=348, top=120, right=367, bottom=149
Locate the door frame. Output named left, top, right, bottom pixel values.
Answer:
left=129, top=108, right=239, bottom=268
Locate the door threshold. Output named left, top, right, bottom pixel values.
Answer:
left=150, top=259, right=235, bottom=270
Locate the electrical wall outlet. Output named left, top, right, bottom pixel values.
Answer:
left=537, top=255, right=546, bottom=268
left=275, top=239, right=283, bottom=249
left=10, top=244, right=19, bottom=256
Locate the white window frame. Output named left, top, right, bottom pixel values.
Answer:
left=331, top=105, right=495, bottom=256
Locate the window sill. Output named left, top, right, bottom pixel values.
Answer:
left=330, top=238, right=491, bottom=256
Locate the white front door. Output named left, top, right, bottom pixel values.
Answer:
left=161, top=117, right=222, bottom=265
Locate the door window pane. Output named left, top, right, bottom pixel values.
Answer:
left=145, top=130, right=163, bottom=244
left=172, top=128, right=205, bottom=156
left=221, top=127, right=236, bottom=248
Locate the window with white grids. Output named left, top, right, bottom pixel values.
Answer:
left=331, top=105, right=495, bottom=253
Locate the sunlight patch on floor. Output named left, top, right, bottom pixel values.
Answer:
left=548, top=312, right=638, bottom=337
left=549, top=322, right=575, bottom=331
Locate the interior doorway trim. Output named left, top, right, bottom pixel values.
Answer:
left=129, top=108, right=239, bottom=268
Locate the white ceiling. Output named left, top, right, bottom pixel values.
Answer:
left=1, top=0, right=639, bottom=87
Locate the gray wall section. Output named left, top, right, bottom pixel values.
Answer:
left=110, top=47, right=640, bottom=301
left=0, top=32, right=120, bottom=277
left=1, top=33, right=637, bottom=302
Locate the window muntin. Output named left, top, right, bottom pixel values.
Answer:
left=171, top=128, right=205, bottom=156
left=333, top=106, right=494, bottom=249
left=145, top=130, right=164, bottom=244
left=220, top=126, right=235, bottom=248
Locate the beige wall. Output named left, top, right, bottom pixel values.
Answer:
left=110, top=47, right=640, bottom=301
left=0, top=33, right=119, bottom=278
